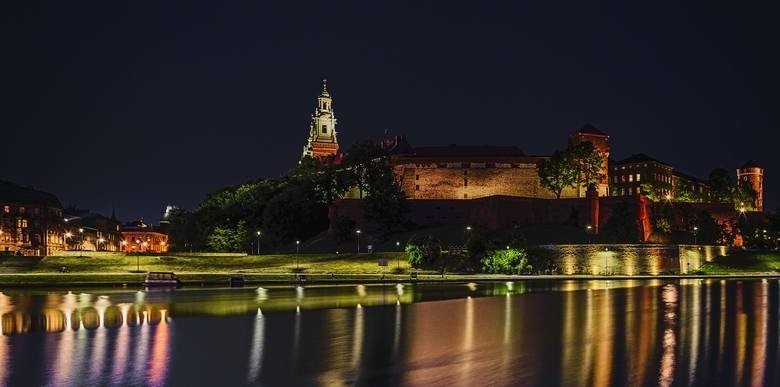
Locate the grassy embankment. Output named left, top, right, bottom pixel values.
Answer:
left=699, top=251, right=780, bottom=275
left=0, top=252, right=413, bottom=286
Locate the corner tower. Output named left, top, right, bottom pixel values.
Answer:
left=302, top=80, right=339, bottom=159
left=569, top=123, right=611, bottom=197
left=737, top=160, right=764, bottom=211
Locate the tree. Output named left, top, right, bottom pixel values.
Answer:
left=166, top=207, right=205, bottom=252
left=261, top=181, right=329, bottom=244
left=708, top=168, right=734, bottom=203
left=405, top=235, right=442, bottom=268
left=480, top=248, right=532, bottom=274
left=341, top=141, right=409, bottom=235
left=568, top=142, right=604, bottom=197
left=537, top=151, right=577, bottom=199
left=206, top=220, right=249, bottom=252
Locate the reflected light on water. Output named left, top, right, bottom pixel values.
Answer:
left=659, top=284, right=678, bottom=387
left=247, top=308, right=265, bottom=384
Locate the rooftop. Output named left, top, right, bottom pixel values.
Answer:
left=573, top=123, right=608, bottom=137
left=616, top=153, right=673, bottom=167
left=407, top=145, right=526, bottom=157
left=0, top=181, right=62, bottom=208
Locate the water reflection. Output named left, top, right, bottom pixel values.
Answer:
left=0, top=280, right=777, bottom=386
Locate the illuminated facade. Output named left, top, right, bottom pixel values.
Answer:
left=63, top=210, right=123, bottom=252
left=121, top=220, right=169, bottom=253
left=390, top=124, right=608, bottom=201
left=0, top=181, right=65, bottom=256
left=302, top=80, right=340, bottom=159
left=737, top=160, right=764, bottom=211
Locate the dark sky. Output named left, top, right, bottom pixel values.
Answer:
left=3, top=1, right=779, bottom=222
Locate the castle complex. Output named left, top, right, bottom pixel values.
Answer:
left=301, top=82, right=766, bottom=237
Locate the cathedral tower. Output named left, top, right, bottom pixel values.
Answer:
left=737, top=160, right=764, bottom=211
left=302, top=80, right=339, bottom=159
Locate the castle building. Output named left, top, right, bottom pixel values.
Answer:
left=302, top=80, right=340, bottom=159
left=389, top=124, right=609, bottom=201
left=737, top=160, right=764, bottom=211
left=612, top=154, right=675, bottom=198
left=63, top=209, right=123, bottom=252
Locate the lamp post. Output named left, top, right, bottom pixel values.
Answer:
left=355, top=229, right=361, bottom=254
left=693, top=226, right=699, bottom=245
left=295, top=240, right=300, bottom=270
left=586, top=225, right=593, bottom=244
left=256, top=231, right=262, bottom=255
left=78, top=228, right=84, bottom=257
left=396, top=241, right=401, bottom=270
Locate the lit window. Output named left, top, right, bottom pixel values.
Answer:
left=629, top=175, right=633, bottom=182
left=636, top=174, right=641, bottom=182
left=3, top=206, right=9, bottom=213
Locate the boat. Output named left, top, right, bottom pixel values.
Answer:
left=144, top=272, right=181, bottom=287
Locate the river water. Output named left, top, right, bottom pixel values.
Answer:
left=0, top=279, right=778, bottom=386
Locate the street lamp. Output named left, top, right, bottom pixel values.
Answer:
left=396, top=241, right=401, bottom=270
left=693, top=226, right=699, bottom=245
left=355, top=229, right=362, bottom=254
left=256, top=231, right=262, bottom=255
left=78, top=228, right=84, bottom=257
left=295, top=240, right=301, bottom=270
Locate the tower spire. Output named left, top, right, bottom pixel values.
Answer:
left=302, top=80, right=339, bottom=159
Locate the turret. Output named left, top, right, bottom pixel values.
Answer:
left=736, top=160, right=764, bottom=211
left=569, top=123, right=610, bottom=197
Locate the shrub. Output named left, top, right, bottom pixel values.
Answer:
left=405, top=235, right=442, bottom=268
left=480, top=248, right=532, bottom=275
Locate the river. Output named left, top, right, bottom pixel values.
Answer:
left=0, top=279, right=777, bottom=386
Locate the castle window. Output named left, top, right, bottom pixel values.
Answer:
left=629, top=175, right=633, bottom=182
left=415, top=175, right=419, bottom=180
left=3, top=206, right=9, bottom=213
left=636, top=173, right=641, bottom=182
left=464, top=178, right=468, bottom=187
left=321, top=125, right=327, bottom=133
left=415, top=185, right=420, bottom=191
left=464, top=193, right=468, bottom=199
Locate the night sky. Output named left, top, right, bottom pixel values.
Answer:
left=3, top=1, right=779, bottom=222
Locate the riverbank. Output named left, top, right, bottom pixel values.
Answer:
left=0, top=251, right=777, bottom=288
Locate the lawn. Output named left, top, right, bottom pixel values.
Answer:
left=19, top=252, right=411, bottom=275
left=699, top=251, right=780, bottom=274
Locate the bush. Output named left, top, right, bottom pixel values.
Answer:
left=480, top=248, right=532, bottom=275
left=405, top=235, right=442, bottom=268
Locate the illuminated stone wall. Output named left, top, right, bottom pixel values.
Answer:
left=392, top=160, right=578, bottom=200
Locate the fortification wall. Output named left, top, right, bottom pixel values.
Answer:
left=394, top=162, right=578, bottom=200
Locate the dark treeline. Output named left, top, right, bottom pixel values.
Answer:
left=166, top=141, right=408, bottom=252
